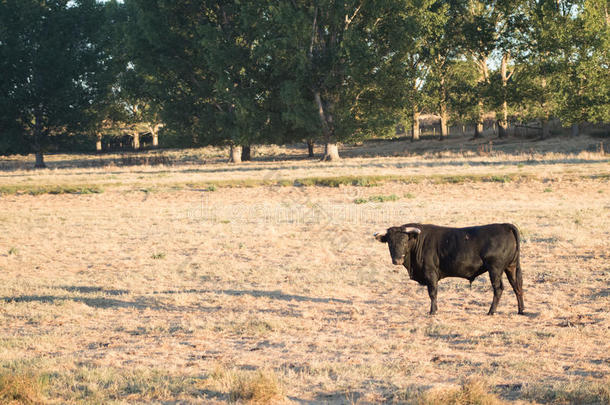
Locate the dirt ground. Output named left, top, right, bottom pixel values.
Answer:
left=0, top=135, right=608, bottom=403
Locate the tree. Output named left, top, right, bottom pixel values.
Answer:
left=126, top=0, right=285, bottom=163
left=0, top=0, right=111, bottom=167
left=269, top=1, right=404, bottom=159
left=554, top=0, right=609, bottom=135
left=515, top=0, right=577, bottom=138
left=447, top=59, right=480, bottom=130
left=421, top=0, right=464, bottom=140
left=391, top=0, right=439, bottom=141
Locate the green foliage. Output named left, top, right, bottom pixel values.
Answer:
left=0, top=0, right=114, bottom=164
left=1, top=0, right=608, bottom=159
left=125, top=0, right=285, bottom=149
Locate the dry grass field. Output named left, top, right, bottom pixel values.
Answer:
left=0, top=134, right=609, bottom=404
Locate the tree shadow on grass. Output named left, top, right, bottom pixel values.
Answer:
left=1, top=294, right=158, bottom=309
left=156, top=288, right=352, bottom=304
left=56, top=285, right=129, bottom=296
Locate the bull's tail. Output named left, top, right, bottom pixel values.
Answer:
left=508, top=224, right=525, bottom=314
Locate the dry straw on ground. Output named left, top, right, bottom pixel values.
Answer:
left=0, top=135, right=608, bottom=403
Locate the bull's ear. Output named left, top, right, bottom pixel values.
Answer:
left=374, top=232, right=387, bottom=243
left=400, top=226, right=421, bottom=235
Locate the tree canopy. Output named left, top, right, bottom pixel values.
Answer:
left=1, top=0, right=608, bottom=166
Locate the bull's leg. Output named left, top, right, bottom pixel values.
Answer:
left=427, top=281, right=438, bottom=315
left=504, top=265, right=524, bottom=314
left=487, top=268, right=504, bottom=315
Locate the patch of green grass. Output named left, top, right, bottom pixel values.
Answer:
left=229, top=318, right=276, bottom=337
left=435, top=175, right=469, bottom=184
left=543, top=187, right=553, bottom=192
left=523, top=380, right=610, bottom=405
left=295, top=176, right=383, bottom=187
left=404, top=193, right=416, bottom=199
left=355, top=194, right=400, bottom=204
left=151, top=252, right=166, bottom=260
left=488, top=175, right=513, bottom=183
left=8, top=247, right=18, bottom=255
left=0, top=171, right=593, bottom=197
left=0, top=184, right=103, bottom=196
left=49, top=366, right=202, bottom=403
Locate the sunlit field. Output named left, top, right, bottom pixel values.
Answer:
left=1, top=135, right=609, bottom=403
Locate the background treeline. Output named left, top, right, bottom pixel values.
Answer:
left=1, top=0, right=608, bottom=167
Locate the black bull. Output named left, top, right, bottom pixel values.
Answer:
left=375, top=223, right=524, bottom=315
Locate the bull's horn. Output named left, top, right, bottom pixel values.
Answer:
left=401, top=226, right=421, bottom=234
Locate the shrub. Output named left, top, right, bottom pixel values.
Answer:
left=417, top=379, right=505, bottom=405
left=229, top=369, right=284, bottom=404
left=0, top=372, right=46, bottom=405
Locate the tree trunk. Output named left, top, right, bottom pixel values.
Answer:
left=34, top=151, right=46, bottom=169
left=540, top=76, right=550, bottom=139
left=133, top=130, right=140, bottom=150
left=151, top=130, right=158, bottom=148
left=322, top=143, right=340, bottom=161
left=498, top=119, right=507, bottom=138
left=499, top=52, right=511, bottom=139
left=439, top=105, right=449, bottom=140
left=541, top=118, right=550, bottom=139
left=229, top=144, right=242, bottom=163
left=241, top=144, right=251, bottom=161
left=571, top=123, right=579, bottom=137
left=314, top=90, right=340, bottom=161
left=95, top=132, right=102, bottom=152
left=33, top=113, right=47, bottom=169
left=473, top=56, right=489, bottom=139
left=148, top=123, right=162, bottom=148
left=307, top=139, right=315, bottom=157
left=474, top=122, right=483, bottom=138
left=412, top=109, right=420, bottom=141
left=439, top=74, right=448, bottom=140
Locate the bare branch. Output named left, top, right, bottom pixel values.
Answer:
left=345, top=2, right=363, bottom=29
left=309, top=7, right=318, bottom=58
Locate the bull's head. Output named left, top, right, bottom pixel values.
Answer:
left=374, top=225, right=421, bottom=265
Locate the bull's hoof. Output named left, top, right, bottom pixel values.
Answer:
left=487, top=311, right=496, bottom=315
left=518, top=310, right=525, bottom=315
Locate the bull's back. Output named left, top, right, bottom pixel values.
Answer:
left=459, top=223, right=519, bottom=265
left=416, top=223, right=519, bottom=273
